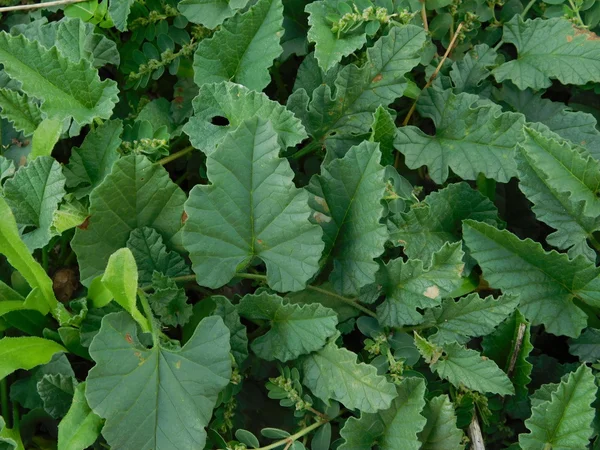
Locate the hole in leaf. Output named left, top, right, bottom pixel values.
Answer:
left=210, top=116, right=230, bottom=126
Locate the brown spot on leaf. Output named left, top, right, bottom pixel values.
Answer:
left=125, top=333, right=133, bottom=344
left=313, top=212, right=332, bottom=224
left=314, top=196, right=330, bottom=213
left=257, top=239, right=264, bottom=245
left=567, top=35, right=573, bottom=42
left=78, top=216, right=91, bottom=230
left=573, top=26, right=600, bottom=40
left=52, top=268, right=79, bottom=302
left=423, top=285, right=440, bottom=299
left=372, top=73, right=383, bottom=83
left=181, top=211, right=188, bottom=224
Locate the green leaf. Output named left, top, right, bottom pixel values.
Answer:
left=339, top=378, right=426, bottom=450
left=51, top=197, right=88, bottom=235
left=389, top=182, right=501, bottom=264
left=289, top=25, right=427, bottom=142
left=212, top=296, right=248, bottom=366
left=183, top=118, right=323, bottom=292
left=183, top=82, right=307, bottom=155
left=307, top=141, right=387, bottom=296
left=418, top=395, right=464, bottom=450
left=430, top=342, right=515, bottom=395
left=482, top=310, right=533, bottom=406
left=3, top=156, right=66, bottom=251
left=0, top=416, right=18, bottom=450
left=450, top=44, right=498, bottom=94
left=126, top=227, right=189, bottom=285
left=178, top=0, right=249, bottom=29
left=500, top=84, right=600, bottom=159
left=395, top=84, right=525, bottom=183
left=57, top=382, right=103, bottom=450
left=378, top=242, right=465, bottom=327
left=148, top=272, right=192, bottom=327
left=108, top=0, right=135, bottom=31
left=0, top=88, right=42, bottom=136
left=100, top=248, right=150, bottom=332
left=305, top=0, right=369, bottom=71
left=0, top=32, right=118, bottom=126
left=238, top=292, right=337, bottom=362
left=37, top=374, right=76, bottom=419
left=86, top=312, right=231, bottom=450
left=0, top=197, right=65, bottom=318
left=370, top=106, right=396, bottom=166
left=0, top=156, right=15, bottom=183
left=463, top=220, right=600, bottom=337
left=569, top=328, right=600, bottom=362
left=426, top=293, right=520, bottom=345
left=56, top=17, right=120, bottom=68
left=30, top=118, right=62, bottom=160
left=493, top=16, right=600, bottom=90
left=0, top=337, right=66, bottom=380
left=63, top=119, right=122, bottom=198
left=193, top=0, right=283, bottom=91
left=301, top=340, right=397, bottom=413
left=285, top=282, right=360, bottom=323
left=519, top=365, right=597, bottom=449
left=72, top=154, right=186, bottom=286
left=518, top=126, right=600, bottom=219
left=516, top=134, right=600, bottom=262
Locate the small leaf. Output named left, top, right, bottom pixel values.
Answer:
left=431, top=342, right=515, bottom=395
left=426, top=293, right=519, bottom=344
left=86, top=312, right=231, bottom=450
left=51, top=197, right=88, bottom=235
left=56, top=17, right=120, bottom=67
left=183, top=117, right=323, bottom=292
left=37, top=374, right=76, bottom=419
left=0, top=416, right=18, bottom=450
left=0, top=88, right=43, bottom=136
left=238, top=292, right=337, bottom=362
left=418, top=395, right=464, bottom=450
left=183, top=81, right=307, bottom=155
left=306, top=0, right=368, bottom=71
left=519, top=365, right=597, bottom=449
left=302, top=340, right=397, bottom=413
left=148, top=273, right=192, bottom=328
left=463, top=220, right=600, bottom=337
left=307, top=141, right=387, bottom=296
left=63, top=119, right=123, bottom=198
left=72, top=155, right=186, bottom=286
left=370, top=106, right=396, bottom=166
left=395, top=84, right=525, bottom=183
left=213, top=296, right=248, bottom=366
left=108, top=0, right=135, bottom=31
left=0, top=337, right=66, bottom=380
left=0, top=32, right=118, bottom=126
left=178, top=0, right=250, bottom=29
left=378, top=242, right=465, bottom=327
left=389, top=182, right=502, bottom=264
left=193, top=0, right=284, bottom=91
left=493, top=16, right=600, bottom=90
left=235, top=429, right=260, bottom=449
left=57, top=382, right=103, bottom=450
left=30, top=118, right=62, bottom=160
left=101, top=248, right=150, bottom=333
left=126, top=227, right=189, bottom=285
left=450, top=44, right=498, bottom=94
left=4, top=156, right=66, bottom=251
left=569, top=328, right=600, bottom=362
left=339, top=378, right=426, bottom=450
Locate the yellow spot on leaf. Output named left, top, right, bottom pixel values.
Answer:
left=423, top=285, right=440, bottom=299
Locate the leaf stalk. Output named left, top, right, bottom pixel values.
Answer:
left=0, top=0, right=88, bottom=12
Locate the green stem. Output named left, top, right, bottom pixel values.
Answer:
left=236, top=273, right=377, bottom=318
left=254, top=417, right=331, bottom=450
left=291, top=140, right=323, bottom=160
left=0, top=333, right=8, bottom=425
left=157, top=146, right=194, bottom=166
left=0, top=0, right=88, bottom=12
left=137, top=289, right=159, bottom=344
left=521, top=0, right=537, bottom=18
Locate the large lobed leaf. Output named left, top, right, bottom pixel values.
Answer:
left=178, top=0, right=249, bottom=29
left=395, top=84, right=525, bottom=183
left=463, top=220, right=600, bottom=337
left=193, top=0, right=284, bottom=91
left=307, top=141, right=387, bottom=296
left=493, top=16, right=600, bottom=90
left=183, top=117, right=323, bottom=292
left=238, top=292, right=337, bottom=362
left=183, top=82, right=307, bottom=154
left=0, top=32, right=118, bottom=126
left=72, top=155, right=186, bottom=286
left=86, top=312, right=231, bottom=450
